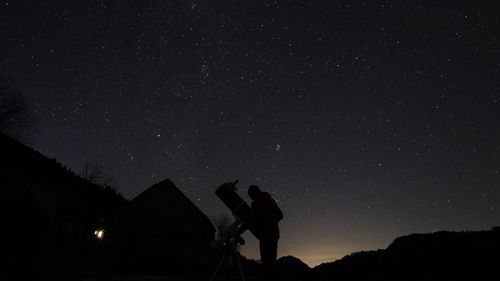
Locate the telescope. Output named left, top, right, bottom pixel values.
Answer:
left=213, top=180, right=262, bottom=281
left=215, top=180, right=257, bottom=240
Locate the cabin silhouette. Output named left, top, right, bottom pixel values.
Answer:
left=0, top=134, right=215, bottom=278
left=105, top=179, right=216, bottom=274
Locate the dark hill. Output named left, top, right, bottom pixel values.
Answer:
left=313, top=227, right=500, bottom=281
left=276, top=255, right=311, bottom=280
left=0, top=133, right=127, bottom=280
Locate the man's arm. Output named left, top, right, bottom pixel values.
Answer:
left=274, top=201, right=283, bottom=221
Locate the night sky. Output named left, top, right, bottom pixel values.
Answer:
left=1, top=0, right=500, bottom=266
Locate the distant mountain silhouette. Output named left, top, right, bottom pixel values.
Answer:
left=313, top=227, right=500, bottom=281
left=237, top=255, right=310, bottom=280
left=275, top=255, right=311, bottom=280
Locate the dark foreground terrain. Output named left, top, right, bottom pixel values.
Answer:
left=1, top=134, right=499, bottom=281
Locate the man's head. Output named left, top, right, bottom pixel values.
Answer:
left=248, top=185, right=261, bottom=200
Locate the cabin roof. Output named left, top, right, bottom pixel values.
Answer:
left=129, top=179, right=215, bottom=234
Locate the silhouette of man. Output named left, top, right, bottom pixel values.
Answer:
left=247, top=185, right=283, bottom=275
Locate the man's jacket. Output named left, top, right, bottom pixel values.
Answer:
left=251, top=192, right=283, bottom=240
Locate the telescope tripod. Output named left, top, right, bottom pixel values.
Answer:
left=209, top=239, right=246, bottom=281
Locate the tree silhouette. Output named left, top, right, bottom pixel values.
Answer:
left=81, top=161, right=118, bottom=191
left=211, top=214, right=242, bottom=254
left=0, top=74, right=34, bottom=139
left=212, top=214, right=233, bottom=242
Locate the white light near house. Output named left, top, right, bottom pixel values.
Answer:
left=94, top=229, right=105, bottom=240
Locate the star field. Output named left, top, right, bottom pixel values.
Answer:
left=1, top=0, right=499, bottom=266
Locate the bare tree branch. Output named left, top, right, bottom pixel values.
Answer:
left=80, top=161, right=118, bottom=191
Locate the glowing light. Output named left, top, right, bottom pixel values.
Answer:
left=94, top=229, right=105, bottom=240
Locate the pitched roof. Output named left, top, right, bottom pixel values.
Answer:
left=131, top=179, right=215, bottom=233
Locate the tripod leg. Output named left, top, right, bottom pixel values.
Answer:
left=209, top=256, right=226, bottom=281
left=231, top=246, right=246, bottom=281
